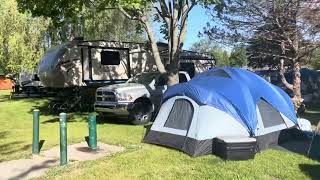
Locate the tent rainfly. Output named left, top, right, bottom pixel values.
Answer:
left=144, top=67, right=298, bottom=157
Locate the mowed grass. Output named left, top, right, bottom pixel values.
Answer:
left=0, top=90, right=143, bottom=162
left=0, top=90, right=320, bottom=179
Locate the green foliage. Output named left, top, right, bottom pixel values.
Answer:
left=83, top=9, right=144, bottom=42
left=16, top=0, right=145, bottom=43
left=0, top=0, right=48, bottom=74
left=190, top=39, right=221, bottom=54
left=190, top=39, right=230, bottom=67
left=16, top=0, right=150, bottom=26
left=311, top=48, right=320, bottom=70
left=214, top=50, right=229, bottom=67
left=17, top=0, right=86, bottom=27
left=229, top=46, right=247, bottom=67
left=191, top=39, right=249, bottom=67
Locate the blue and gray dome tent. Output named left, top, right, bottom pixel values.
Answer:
left=144, top=67, right=298, bottom=157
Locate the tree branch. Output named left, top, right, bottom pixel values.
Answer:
left=177, top=1, right=196, bottom=49
left=140, top=15, right=167, bottom=73
left=154, top=6, right=170, bottom=26
left=279, top=59, right=294, bottom=90
left=118, top=6, right=139, bottom=20
left=159, top=0, right=171, bottom=17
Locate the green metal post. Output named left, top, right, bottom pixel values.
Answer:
left=32, top=109, right=40, bottom=154
left=59, top=113, right=67, bottom=166
left=88, top=113, right=97, bottom=149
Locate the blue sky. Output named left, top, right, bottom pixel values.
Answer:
left=153, top=5, right=211, bottom=50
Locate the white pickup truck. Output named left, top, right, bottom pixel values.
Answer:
left=94, top=71, right=191, bottom=125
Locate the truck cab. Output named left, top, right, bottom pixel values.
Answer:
left=95, top=71, right=191, bottom=125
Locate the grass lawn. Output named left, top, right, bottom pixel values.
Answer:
left=0, top=90, right=320, bottom=179
left=302, top=104, right=320, bottom=126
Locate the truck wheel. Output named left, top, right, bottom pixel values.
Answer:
left=128, top=101, right=153, bottom=125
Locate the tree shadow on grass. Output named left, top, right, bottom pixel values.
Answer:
left=299, top=164, right=320, bottom=180
left=40, top=112, right=134, bottom=126
left=0, top=141, right=24, bottom=152
left=273, top=129, right=312, bottom=156
left=0, top=94, right=11, bottom=102
left=300, top=105, right=320, bottom=125
left=273, top=140, right=311, bottom=156
left=21, top=95, right=134, bottom=125
left=0, top=141, right=26, bottom=161
left=0, top=131, right=10, bottom=138
left=41, top=113, right=88, bottom=124
left=9, top=159, right=58, bottom=180
left=28, top=98, right=55, bottom=116
left=96, top=113, right=131, bottom=125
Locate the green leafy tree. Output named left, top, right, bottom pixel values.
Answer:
left=83, top=9, right=144, bottom=42
left=0, top=0, right=48, bottom=74
left=190, top=39, right=221, bottom=54
left=43, top=8, right=144, bottom=44
left=229, top=46, right=247, bottom=68
left=311, top=48, right=320, bottom=70
left=190, top=38, right=230, bottom=67
left=214, top=50, right=229, bottom=67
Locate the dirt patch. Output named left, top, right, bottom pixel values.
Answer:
left=43, top=142, right=125, bottom=161
left=0, top=142, right=124, bottom=180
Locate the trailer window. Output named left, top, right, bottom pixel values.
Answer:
left=101, top=51, right=120, bottom=65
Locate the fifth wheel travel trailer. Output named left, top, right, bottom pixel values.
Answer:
left=38, top=39, right=158, bottom=88
left=37, top=38, right=215, bottom=112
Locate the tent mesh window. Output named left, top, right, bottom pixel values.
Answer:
left=164, top=99, right=194, bottom=130
left=205, top=69, right=231, bottom=78
left=258, top=99, right=285, bottom=128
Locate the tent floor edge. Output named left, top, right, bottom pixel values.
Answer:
left=143, top=130, right=213, bottom=157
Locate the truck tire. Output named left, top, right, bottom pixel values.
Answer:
left=128, top=100, right=153, bottom=125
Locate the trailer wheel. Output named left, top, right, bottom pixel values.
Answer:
left=128, top=99, right=153, bottom=125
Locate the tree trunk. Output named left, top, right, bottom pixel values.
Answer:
left=279, top=59, right=303, bottom=111
left=166, top=0, right=189, bottom=87
left=167, top=71, right=179, bottom=86
left=141, top=17, right=166, bottom=74
left=166, top=50, right=180, bottom=86
left=292, top=61, right=303, bottom=111
left=279, top=59, right=294, bottom=90
left=166, top=51, right=180, bottom=86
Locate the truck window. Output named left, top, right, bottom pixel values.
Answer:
left=180, top=63, right=195, bottom=78
left=101, top=51, right=120, bottom=65
left=155, top=74, right=168, bottom=86
left=179, top=73, right=188, bottom=83
left=128, top=73, right=159, bottom=84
